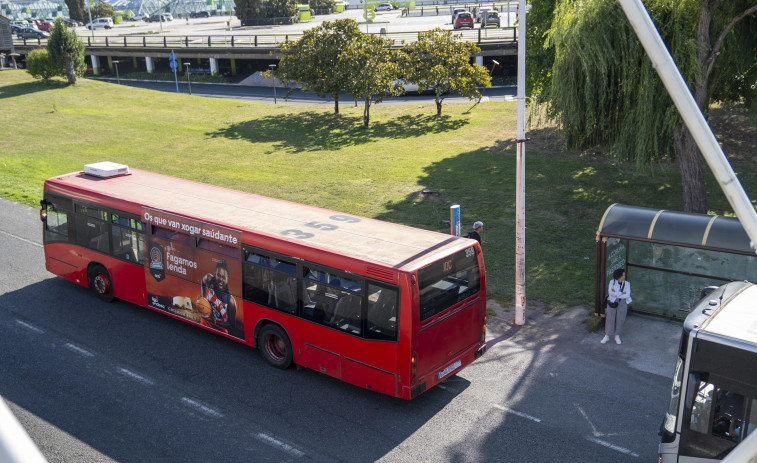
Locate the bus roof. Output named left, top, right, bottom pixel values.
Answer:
left=702, top=283, right=757, bottom=345
left=45, top=168, right=473, bottom=272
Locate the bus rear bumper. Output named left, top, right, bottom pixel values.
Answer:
left=405, top=341, right=487, bottom=399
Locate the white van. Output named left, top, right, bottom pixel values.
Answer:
left=85, top=17, right=114, bottom=30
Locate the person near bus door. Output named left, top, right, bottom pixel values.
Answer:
left=467, top=221, right=483, bottom=244
left=601, top=268, right=631, bottom=345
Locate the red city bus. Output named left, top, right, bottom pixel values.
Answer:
left=40, top=163, right=487, bottom=399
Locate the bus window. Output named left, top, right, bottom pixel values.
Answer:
left=43, top=200, right=71, bottom=243
left=302, top=267, right=362, bottom=334
left=366, top=284, right=398, bottom=341
left=152, top=226, right=191, bottom=245
left=243, top=252, right=297, bottom=314
left=418, top=247, right=480, bottom=321
left=684, top=379, right=744, bottom=458
left=197, top=238, right=240, bottom=259
left=111, top=214, right=145, bottom=263
left=745, top=399, right=757, bottom=439
left=75, top=204, right=109, bottom=253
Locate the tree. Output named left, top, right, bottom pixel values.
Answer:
left=47, top=18, right=86, bottom=85
left=267, top=0, right=297, bottom=17
left=310, top=0, right=334, bottom=11
left=342, top=34, right=404, bottom=127
left=403, top=28, right=491, bottom=116
left=541, top=0, right=757, bottom=213
left=90, top=1, right=115, bottom=19
left=26, top=49, right=58, bottom=81
left=276, top=19, right=365, bottom=114
left=525, top=0, right=556, bottom=98
left=65, top=0, right=86, bottom=22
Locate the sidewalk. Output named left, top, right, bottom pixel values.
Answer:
left=485, top=299, right=682, bottom=378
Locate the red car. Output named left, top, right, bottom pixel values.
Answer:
left=36, top=20, right=55, bottom=31
left=453, top=12, right=474, bottom=29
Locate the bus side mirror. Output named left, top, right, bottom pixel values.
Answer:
left=39, top=200, right=48, bottom=223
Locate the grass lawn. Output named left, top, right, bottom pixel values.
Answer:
left=2, top=70, right=755, bottom=310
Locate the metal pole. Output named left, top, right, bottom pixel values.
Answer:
left=183, top=62, right=192, bottom=95
left=269, top=64, right=277, bottom=104
left=87, top=0, right=94, bottom=39
left=112, top=60, right=120, bottom=84
left=514, top=0, right=527, bottom=325
left=617, top=0, right=757, bottom=252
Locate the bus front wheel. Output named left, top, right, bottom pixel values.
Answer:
left=258, top=324, right=292, bottom=369
left=89, top=265, right=115, bottom=303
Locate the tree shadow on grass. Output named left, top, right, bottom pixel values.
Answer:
left=205, top=111, right=470, bottom=153
left=0, top=79, right=69, bottom=99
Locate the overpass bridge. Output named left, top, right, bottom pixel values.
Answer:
left=11, top=27, right=517, bottom=77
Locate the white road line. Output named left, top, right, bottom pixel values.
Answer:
left=180, top=397, right=223, bottom=418
left=116, top=367, right=155, bottom=386
left=585, top=436, right=640, bottom=458
left=492, top=404, right=542, bottom=423
left=0, top=229, right=42, bottom=248
left=15, top=319, right=45, bottom=334
left=64, top=343, right=95, bottom=358
left=255, top=432, right=306, bottom=458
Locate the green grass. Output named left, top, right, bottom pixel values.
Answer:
left=2, top=70, right=756, bottom=307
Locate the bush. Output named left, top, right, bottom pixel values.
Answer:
left=26, top=49, right=59, bottom=80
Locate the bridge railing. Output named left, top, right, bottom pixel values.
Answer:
left=12, top=27, right=515, bottom=49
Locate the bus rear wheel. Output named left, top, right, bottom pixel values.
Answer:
left=89, top=265, right=115, bottom=303
left=258, top=324, right=292, bottom=369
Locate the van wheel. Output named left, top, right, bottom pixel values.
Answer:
left=89, top=265, right=115, bottom=302
left=258, top=324, right=292, bottom=369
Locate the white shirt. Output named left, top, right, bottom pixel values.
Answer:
left=608, top=279, right=632, bottom=304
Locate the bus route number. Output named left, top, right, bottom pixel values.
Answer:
left=465, top=247, right=475, bottom=258
left=280, top=215, right=361, bottom=240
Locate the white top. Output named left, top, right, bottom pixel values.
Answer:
left=608, top=279, right=632, bottom=304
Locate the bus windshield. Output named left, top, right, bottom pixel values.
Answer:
left=418, top=246, right=480, bottom=321
left=662, top=356, right=685, bottom=441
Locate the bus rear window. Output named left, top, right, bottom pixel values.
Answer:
left=418, top=246, right=480, bottom=321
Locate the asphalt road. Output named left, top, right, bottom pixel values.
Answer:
left=0, top=197, right=670, bottom=462
left=98, top=78, right=517, bottom=105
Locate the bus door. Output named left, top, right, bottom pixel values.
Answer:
left=40, top=196, right=84, bottom=282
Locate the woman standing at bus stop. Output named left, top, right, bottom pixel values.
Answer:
left=601, top=268, right=632, bottom=345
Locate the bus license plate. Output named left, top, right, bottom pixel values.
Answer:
left=438, top=360, right=461, bottom=380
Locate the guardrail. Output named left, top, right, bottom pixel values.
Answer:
left=12, top=27, right=516, bottom=49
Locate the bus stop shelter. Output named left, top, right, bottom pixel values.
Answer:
left=595, top=204, right=757, bottom=320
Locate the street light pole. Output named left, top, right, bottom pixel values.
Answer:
left=514, top=0, right=527, bottom=326
left=183, top=62, right=192, bottom=95
left=87, top=0, right=94, bottom=39
left=112, top=60, right=120, bottom=84
left=269, top=64, right=277, bottom=104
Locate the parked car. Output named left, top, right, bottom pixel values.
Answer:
left=375, top=3, right=393, bottom=11
left=85, top=17, right=114, bottom=29
left=451, top=7, right=466, bottom=23
left=62, top=18, right=83, bottom=27
left=482, top=11, right=500, bottom=28
left=475, top=7, right=493, bottom=23
left=36, top=20, right=55, bottom=31
left=128, top=14, right=148, bottom=21
left=453, top=11, right=474, bottom=29
left=11, top=20, right=28, bottom=30
left=147, top=13, right=172, bottom=22
left=189, top=11, right=210, bottom=18
left=16, top=27, right=50, bottom=39
left=162, top=13, right=174, bottom=21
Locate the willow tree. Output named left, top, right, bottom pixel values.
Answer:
left=542, top=0, right=757, bottom=213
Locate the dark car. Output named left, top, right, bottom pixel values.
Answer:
left=453, top=12, right=474, bottom=29
left=16, top=27, right=50, bottom=39
left=63, top=18, right=84, bottom=27
left=482, top=11, right=500, bottom=28
left=190, top=11, right=210, bottom=18
left=146, top=14, right=163, bottom=22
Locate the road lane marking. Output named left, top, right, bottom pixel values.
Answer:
left=492, top=404, right=542, bottom=423
left=0, top=229, right=42, bottom=248
left=65, top=343, right=95, bottom=358
left=15, top=319, right=45, bottom=334
left=116, top=367, right=155, bottom=386
left=180, top=397, right=223, bottom=418
left=585, top=436, right=639, bottom=458
left=255, top=432, right=306, bottom=458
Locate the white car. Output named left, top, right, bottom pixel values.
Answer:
left=85, top=17, right=114, bottom=29
left=375, top=3, right=394, bottom=11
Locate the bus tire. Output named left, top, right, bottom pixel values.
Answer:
left=89, top=264, right=115, bottom=303
left=258, top=324, right=292, bottom=369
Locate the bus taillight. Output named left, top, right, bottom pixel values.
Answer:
left=482, top=314, right=487, bottom=342
left=410, top=352, right=417, bottom=381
